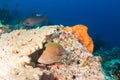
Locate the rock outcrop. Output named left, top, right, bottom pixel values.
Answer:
left=0, top=25, right=106, bottom=80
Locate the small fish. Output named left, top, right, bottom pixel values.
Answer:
left=22, top=15, right=48, bottom=27
left=38, top=42, right=66, bottom=64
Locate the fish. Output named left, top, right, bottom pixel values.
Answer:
left=22, top=14, right=48, bottom=27
left=38, top=42, right=66, bottom=64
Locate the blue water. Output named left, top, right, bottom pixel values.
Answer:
left=0, top=0, right=120, bottom=79
left=0, top=0, right=120, bottom=48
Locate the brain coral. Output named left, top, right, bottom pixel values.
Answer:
left=65, top=25, right=94, bottom=53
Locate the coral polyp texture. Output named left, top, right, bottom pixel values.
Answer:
left=0, top=25, right=105, bottom=80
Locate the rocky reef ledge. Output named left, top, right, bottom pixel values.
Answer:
left=0, top=25, right=106, bottom=80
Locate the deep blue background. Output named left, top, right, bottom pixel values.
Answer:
left=0, top=0, right=120, bottom=48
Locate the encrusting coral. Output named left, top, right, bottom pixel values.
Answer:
left=0, top=25, right=105, bottom=80
left=65, top=25, right=94, bottom=53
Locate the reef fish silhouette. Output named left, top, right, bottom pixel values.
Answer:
left=22, top=15, right=48, bottom=27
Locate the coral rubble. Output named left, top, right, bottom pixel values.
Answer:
left=0, top=25, right=105, bottom=80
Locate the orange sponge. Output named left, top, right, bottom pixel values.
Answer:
left=65, top=25, right=94, bottom=53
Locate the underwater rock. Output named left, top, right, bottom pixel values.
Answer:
left=0, top=25, right=105, bottom=80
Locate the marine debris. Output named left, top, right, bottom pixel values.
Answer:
left=0, top=25, right=105, bottom=80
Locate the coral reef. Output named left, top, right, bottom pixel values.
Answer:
left=0, top=21, right=9, bottom=35
left=0, top=25, right=105, bottom=80
left=0, top=21, right=5, bottom=27
left=93, top=47, right=120, bottom=80
left=65, top=25, right=94, bottom=53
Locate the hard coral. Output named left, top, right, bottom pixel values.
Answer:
left=0, top=25, right=105, bottom=80
left=65, top=25, right=94, bottom=53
